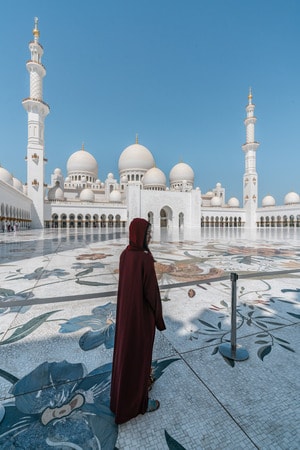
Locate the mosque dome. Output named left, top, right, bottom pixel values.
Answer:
left=54, top=168, right=62, bottom=175
left=118, top=143, right=155, bottom=172
left=284, top=191, right=300, bottom=205
left=13, top=177, right=23, bottom=192
left=169, top=162, right=194, bottom=184
left=210, top=196, right=222, bottom=207
left=48, top=182, right=64, bottom=201
left=109, top=190, right=122, bottom=202
left=107, top=173, right=114, bottom=179
left=227, top=197, right=240, bottom=207
left=0, top=167, right=13, bottom=186
left=54, top=187, right=64, bottom=201
left=67, top=146, right=98, bottom=178
left=262, top=195, right=276, bottom=207
left=143, top=167, right=167, bottom=189
left=80, top=188, right=95, bottom=202
left=121, top=175, right=127, bottom=183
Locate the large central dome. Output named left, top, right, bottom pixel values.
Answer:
left=67, top=146, right=98, bottom=178
left=118, top=143, right=155, bottom=172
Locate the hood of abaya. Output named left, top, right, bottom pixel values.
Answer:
left=128, top=218, right=150, bottom=251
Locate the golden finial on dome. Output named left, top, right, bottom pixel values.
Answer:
left=33, top=17, right=40, bottom=41
left=135, top=134, right=138, bottom=144
left=81, top=142, right=85, bottom=151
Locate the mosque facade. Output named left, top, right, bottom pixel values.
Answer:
left=1, top=19, right=300, bottom=231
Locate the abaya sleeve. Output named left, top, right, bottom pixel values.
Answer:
left=143, top=253, right=166, bottom=331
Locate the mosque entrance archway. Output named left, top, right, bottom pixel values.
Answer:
left=85, top=215, right=91, bottom=228
left=93, top=214, right=99, bottom=227
left=101, top=214, right=106, bottom=227
left=160, top=206, right=172, bottom=228
left=52, top=214, right=58, bottom=228
left=179, top=212, right=184, bottom=228
left=69, top=214, right=75, bottom=228
left=77, top=214, right=83, bottom=228
left=148, top=211, right=154, bottom=226
left=108, top=214, right=114, bottom=227
left=115, top=215, right=121, bottom=227
left=61, top=214, right=67, bottom=228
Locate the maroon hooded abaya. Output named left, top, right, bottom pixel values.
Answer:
left=110, top=218, right=166, bottom=424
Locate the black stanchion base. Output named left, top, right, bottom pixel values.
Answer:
left=219, top=343, right=249, bottom=361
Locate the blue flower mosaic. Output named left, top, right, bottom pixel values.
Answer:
left=59, top=302, right=116, bottom=351
left=0, top=360, right=117, bottom=449
left=0, top=358, right=179, bottom=449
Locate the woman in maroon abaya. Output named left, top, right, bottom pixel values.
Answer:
left=110, top=218, right=166, bottom=424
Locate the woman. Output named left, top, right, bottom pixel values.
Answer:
left=110, top=218, right=166, bottom=424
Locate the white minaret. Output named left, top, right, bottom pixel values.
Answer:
left=22, top=18, right=49, bottom=228
left=242, top=89, right=259, bottom=228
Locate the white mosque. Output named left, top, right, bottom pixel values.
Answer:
left=1, top=18, right=300, bottom=231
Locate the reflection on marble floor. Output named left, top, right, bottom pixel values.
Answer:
left=0, top=227, right=300, bottom=449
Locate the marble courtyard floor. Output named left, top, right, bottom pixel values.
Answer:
left=0, top=226, right=299, bottom=449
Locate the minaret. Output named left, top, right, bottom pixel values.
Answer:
left=242, top=89, right=259, bottom=228
left=22, top=18, right=50, bottom=228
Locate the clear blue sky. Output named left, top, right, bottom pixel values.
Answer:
left=0, top=0, right=299, bottom=204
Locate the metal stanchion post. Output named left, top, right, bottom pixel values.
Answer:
left=219, top=272, right=249, bottom=361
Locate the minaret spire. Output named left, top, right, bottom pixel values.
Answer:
left=22, top=18, right=50, bottom=228
left=248, top=87, right=252, bottom=105
left=242, top=89, right=260, bottom=228
left=33, top=17, right=40, bottom=43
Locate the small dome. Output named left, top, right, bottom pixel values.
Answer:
left=0, top=167, right=13, bottom=186
left=216, top=182, right=221, bottom=188
left=169, top=162, right=194, bottom=183
left=205, top=191, right=213, bottom=196
left=80, top=188, right=95, bottom=202
left=118, top=143, right=155, bottom=172
left=109, top=190, right=122, bottom=202
left=211, top=196, right=222, bottom=207
left=96, top=179, right=101, bottom=184
left=121, top=175, right=127, bottom=183
left=67, top=147, right=98, bottom=178
left=143, top=167, right=166, bottom=188
left=13, top=177, right=23, bottom=192
left=284, top=191, right=300, bottom=205
left=54, top=168, right=62, bottom=175
left=65, top=176, right=70, bottom=182
left=54, top=187, right=64, bottom=201
left=228, top=197, right=240, bottom=207
left=262, top=195, right=275, bottom=207
left=48, top=182, right=64, bottom=201
left=107, top=173, right=114, bottom=179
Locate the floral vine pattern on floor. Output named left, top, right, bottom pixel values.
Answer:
left=190, top=281, right=299, bottom=366
left=1, top=235, right=300, bottom=447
